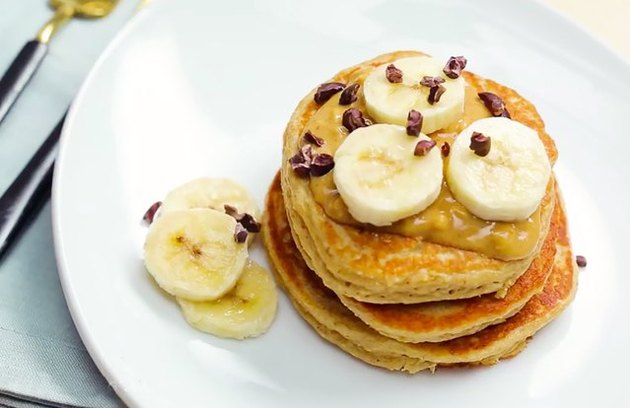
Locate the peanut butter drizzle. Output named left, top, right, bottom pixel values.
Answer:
left=305, top=70, right=542, bottom=261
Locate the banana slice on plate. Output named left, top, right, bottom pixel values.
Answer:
left=160, top=177, right=260, bottom=245
left=177, top=259, right=278, bottom=339
left=363, top=56, right=465, bottom=134
left=160, top=177, right=260, bottom=219
left=446, top=117, right=551, bottom=221
left=333, top=124, right=443, bottom=226
left=144, top=209, right=248, bottom=301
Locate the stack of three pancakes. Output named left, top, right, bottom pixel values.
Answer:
left=262, top=52, right=578, bottom=373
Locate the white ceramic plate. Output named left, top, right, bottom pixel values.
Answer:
left=53, top=0, right=630, bottom=406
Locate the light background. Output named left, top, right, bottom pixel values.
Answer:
left=545, top=0, right=630, bottom=59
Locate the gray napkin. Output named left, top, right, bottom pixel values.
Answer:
left=0, top=1, right=141, bottom=406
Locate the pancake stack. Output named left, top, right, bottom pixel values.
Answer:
left=262, top=51, right=578, bottom=373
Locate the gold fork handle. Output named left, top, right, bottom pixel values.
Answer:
left=37, top=5, right=75, bottom=44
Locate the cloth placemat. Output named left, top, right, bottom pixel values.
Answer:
left=0, top=1, right=141, bottom=406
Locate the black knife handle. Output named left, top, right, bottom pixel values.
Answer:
left=0, top=40, right=49, bottom=125
left=0, top=115, right=64, bottom=259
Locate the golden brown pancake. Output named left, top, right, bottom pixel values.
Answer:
left=281, top=51, right=558, bottom=304
left=279, top=172, right=559, bottom=342
left=338, top=200, right=560, bottom=343
left=263, top=176, right=578, bottom=373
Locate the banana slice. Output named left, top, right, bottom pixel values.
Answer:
left=177, top=259, right=278, bottom=339
left=446, top=117, right=551, bottom=221
left=160, top=178, right=260, bottom=245
left=144, top=209, right=248, bottom=301
left=160, top=177, right=260, bottom=219
left=333, top=124, right=443, bottom=226
left=363, top=56, right=465, bottom=134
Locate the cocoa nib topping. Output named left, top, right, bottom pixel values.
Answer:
left=289, top=144, right=335, bottom=178
left=310, top=153, right=335, bottom=177
left=289, top=159, right=310, bottom=177
left=339, top=83, right=360, bottom=105
left=303, top=130, right=325, bottom=147
left=342, top=108, right=368, bottom=132
left=142, top=201, right=162, bottom=224
left=576, top=255, right=587, bottom=268
left=300, top=143, right=314, bottom=160
left=443, top=56, right=467, bottom=79
left=441, top=141, right=451, bottom=157
left=469, top=131, right=491, bottom=157
left=239, top=214, right=261, bottom=233
left=406, top=109, right=423, bottom=136
left=224, top=204, right=261, bottom=233
left=234, top=223, right=248, bottom=243
left=414, top=139, right=437, bottom=156
left=428, top=85, right=446, bottom=105
left=385, top=64, right=403, bottom=83
left=223, top=204, right=240, bottom=218
left=314, top=82, right=345, bottom=104
left=420, top=76, right=447, bottom=105
left=478, top=92, right=511, bottom=118
left=419, top=76, right=445, bottom=88
left=289, top=144, right=313, bottom=177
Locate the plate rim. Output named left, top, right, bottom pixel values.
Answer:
left=51, top=4, right=158, bottom=407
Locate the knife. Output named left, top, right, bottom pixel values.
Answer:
left=0, top=114, right=64, bottom=259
